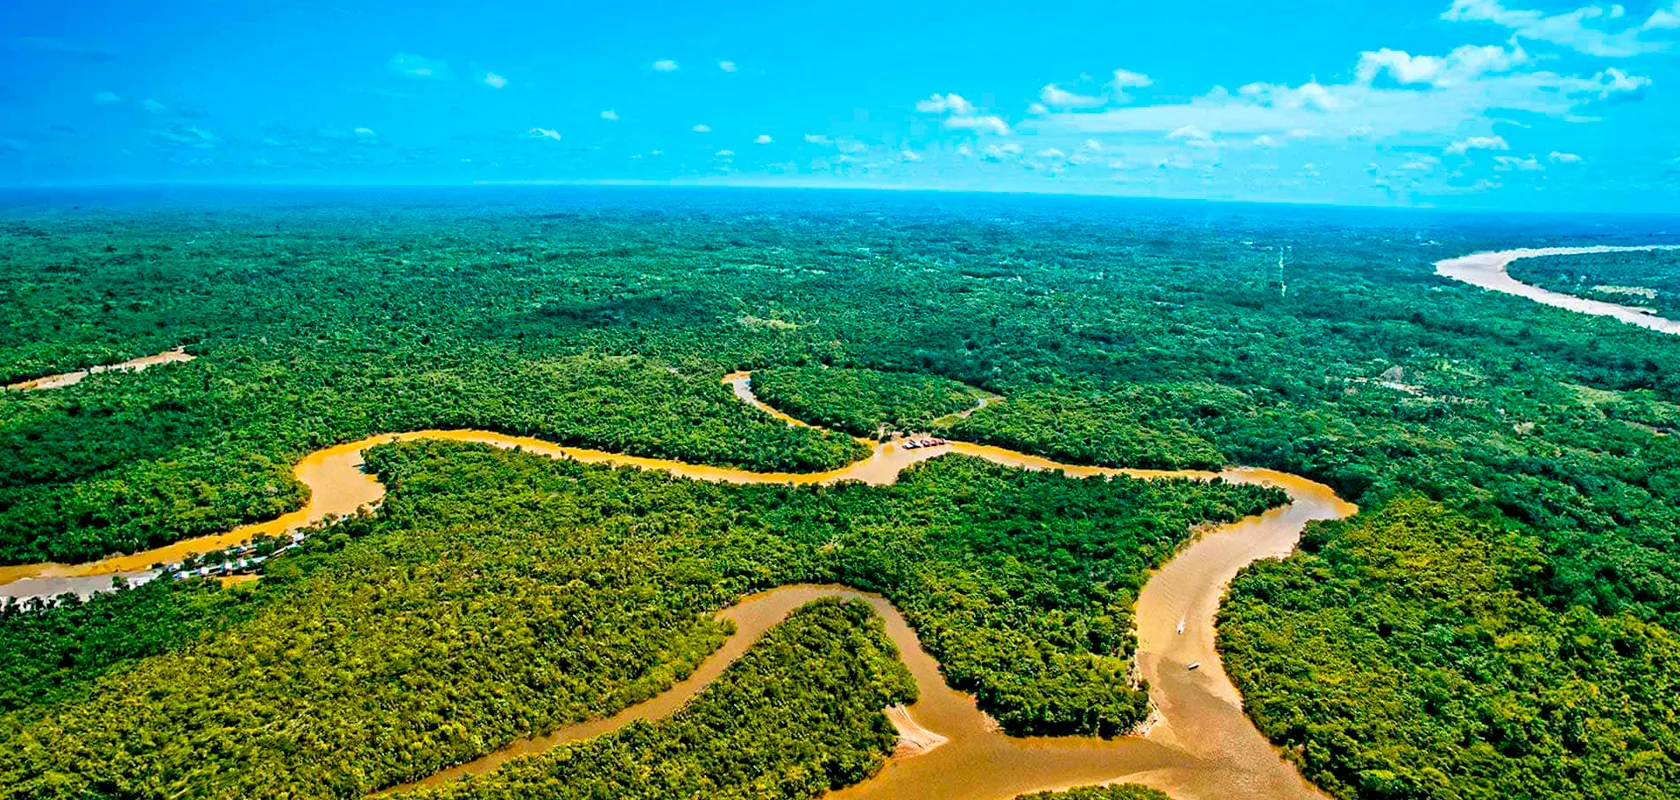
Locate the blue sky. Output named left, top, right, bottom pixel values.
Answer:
left=3, top=0, right=1679, bottom=210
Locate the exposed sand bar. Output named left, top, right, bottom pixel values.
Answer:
left=4, top=348, right=195, bottom=391
left=1435, top=246, right=1680, bottom=335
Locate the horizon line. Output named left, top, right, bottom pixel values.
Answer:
left=2, top=178, right=1679, bottom=218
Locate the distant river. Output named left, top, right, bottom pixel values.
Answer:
left=1435, top=246, right=1680, bottom=335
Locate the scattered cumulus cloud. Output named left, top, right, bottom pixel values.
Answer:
left=715, top=149, right=735, bottom=157
left=1647, top=2, right=1680, bottom=30
left=1110, top=69, right=1153, bottom=101
left=652, top=59, right=679, bottom=72
left=1168, top=124, right=1213, bottom=144
left=525, top=127, right=563, bottom=141
left=142, top=98, right=167, bottom=113
left=1440, top=0, right=1669, bottom=58
left=754, top=134, right=773, bottom=144
left=1356, top=44, right=1529, bottom=88
left=482, top=72, right=507, bottom=88
left=1036, top=147, right=1068, bottom=159
left=1040, top=84, right=1105, bottom=109
left=944, top=115, right=1011, bottom=135
left=1254, top=134, right=1279, bottom=147
left=1493, top=154, right=1544, bottom=170
left=149, top=124, right=220, bottom=148
left=900, top=149, right=923, bottom=162
left=916, top=93, right=976, bottom=114
left=1549, top=150, right=1584, bottom=163
left=982, top=142, right=1024, bottom=161
left=718, top=60, right=738, bottom=72
left=600, top=109, right=619, bottom=121
left=389, top=52, right=452, bottom=80
left=692, top=123, right=712, bottom=133
left=803, top=133, right=832, bottom=145
left=1446, top=135, right=1510, bottom=155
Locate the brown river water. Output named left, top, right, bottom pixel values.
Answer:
left=1435, top=245, right=1680, bottom=335
left=1, top=370, right=1355, bottom=799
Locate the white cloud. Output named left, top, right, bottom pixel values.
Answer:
left=600, top=109, right=619, bottom=121
left=1239, top=80, right=1338, bottom=111
left=1080, top=138, right=1103, bottom=152
left=1111, top=69, right=1153, bottom=89
left=1446, top=134, right=1509, bottom=154
left=389, top=52, right=452, bottom=79
left=1593, top=66, right=1650, bottom=97
left=715, top=149, right=735, bottom=157
left=1647, top=2, right=1680, bottom=30
left=1403, top=156, right=1441, bottom=170
left=353, top=127, right=377, bottom=139
left=944, top=115, right=1011, bottom=135
left=916, top=93, right=976, bottom=115
left=142, top=98, right=167, bottom=113
left=1356, top=44, right=1529, bottom=88
left=525, top=127, right=563, bottom=142
left=1441, top=0, right=1663, bottom=57
left=1040, top=67, right=1648, bottom=145
left=149, top=125, right=220, bottom=147
left=261, top=137, right=288, bottom=147
left=1168, top=124, right=1212, bottom=143
left=692, top=124, right=712, bottom=133
left=482, top=72, right=507, bottom=89
left=803, top=134, right=833, bottom=145
left=1254, top=134, right=1279, bottom=147
left=1110, top=69, right=1153, bottom=102
left=1040, top=83, right=1105, bottom=109
left=93, top=91, right=120, bottom=105
left=1549, top=150, right=1584, bottom=162
left=653, top=59, right=679, bottom=71
left=955, top=144, right=975, bottom=157
left=900, top=149, right=923, bottom=162
left=754, top=134, right=773, bottom=144
left=718, top=60, right=738, bottom=72
left=1494, top=154, right=1544, bottom=170
left=982, top=142, right=1024, bottom=161
left=1037, top=147, right=1068, bottom=159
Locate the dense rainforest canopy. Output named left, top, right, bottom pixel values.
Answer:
left=1507, top=248, right=1680, bottom=320
left=3, top=186, right=1679, bottom=798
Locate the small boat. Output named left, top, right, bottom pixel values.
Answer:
left=1187, top=662, right=1201, bottom=671
left=1176, top=617, right=1185, bottom=635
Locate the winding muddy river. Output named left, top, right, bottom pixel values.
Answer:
left=1435, top=245, right=1680, bottom=335
left=0, top=370, right=1354, bottom=800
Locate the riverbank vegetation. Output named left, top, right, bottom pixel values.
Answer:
left=394, top=598, right=914, bottom=800
left=1506, top=249, right=1680, bottom=319
left=749, top=366, right=984, bottom=437
left=1016, top=787, right=1170, bottom=800
left=0, top=438, right=1277, bottom=797
left=1221, top=497, right=1680, bottom=799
